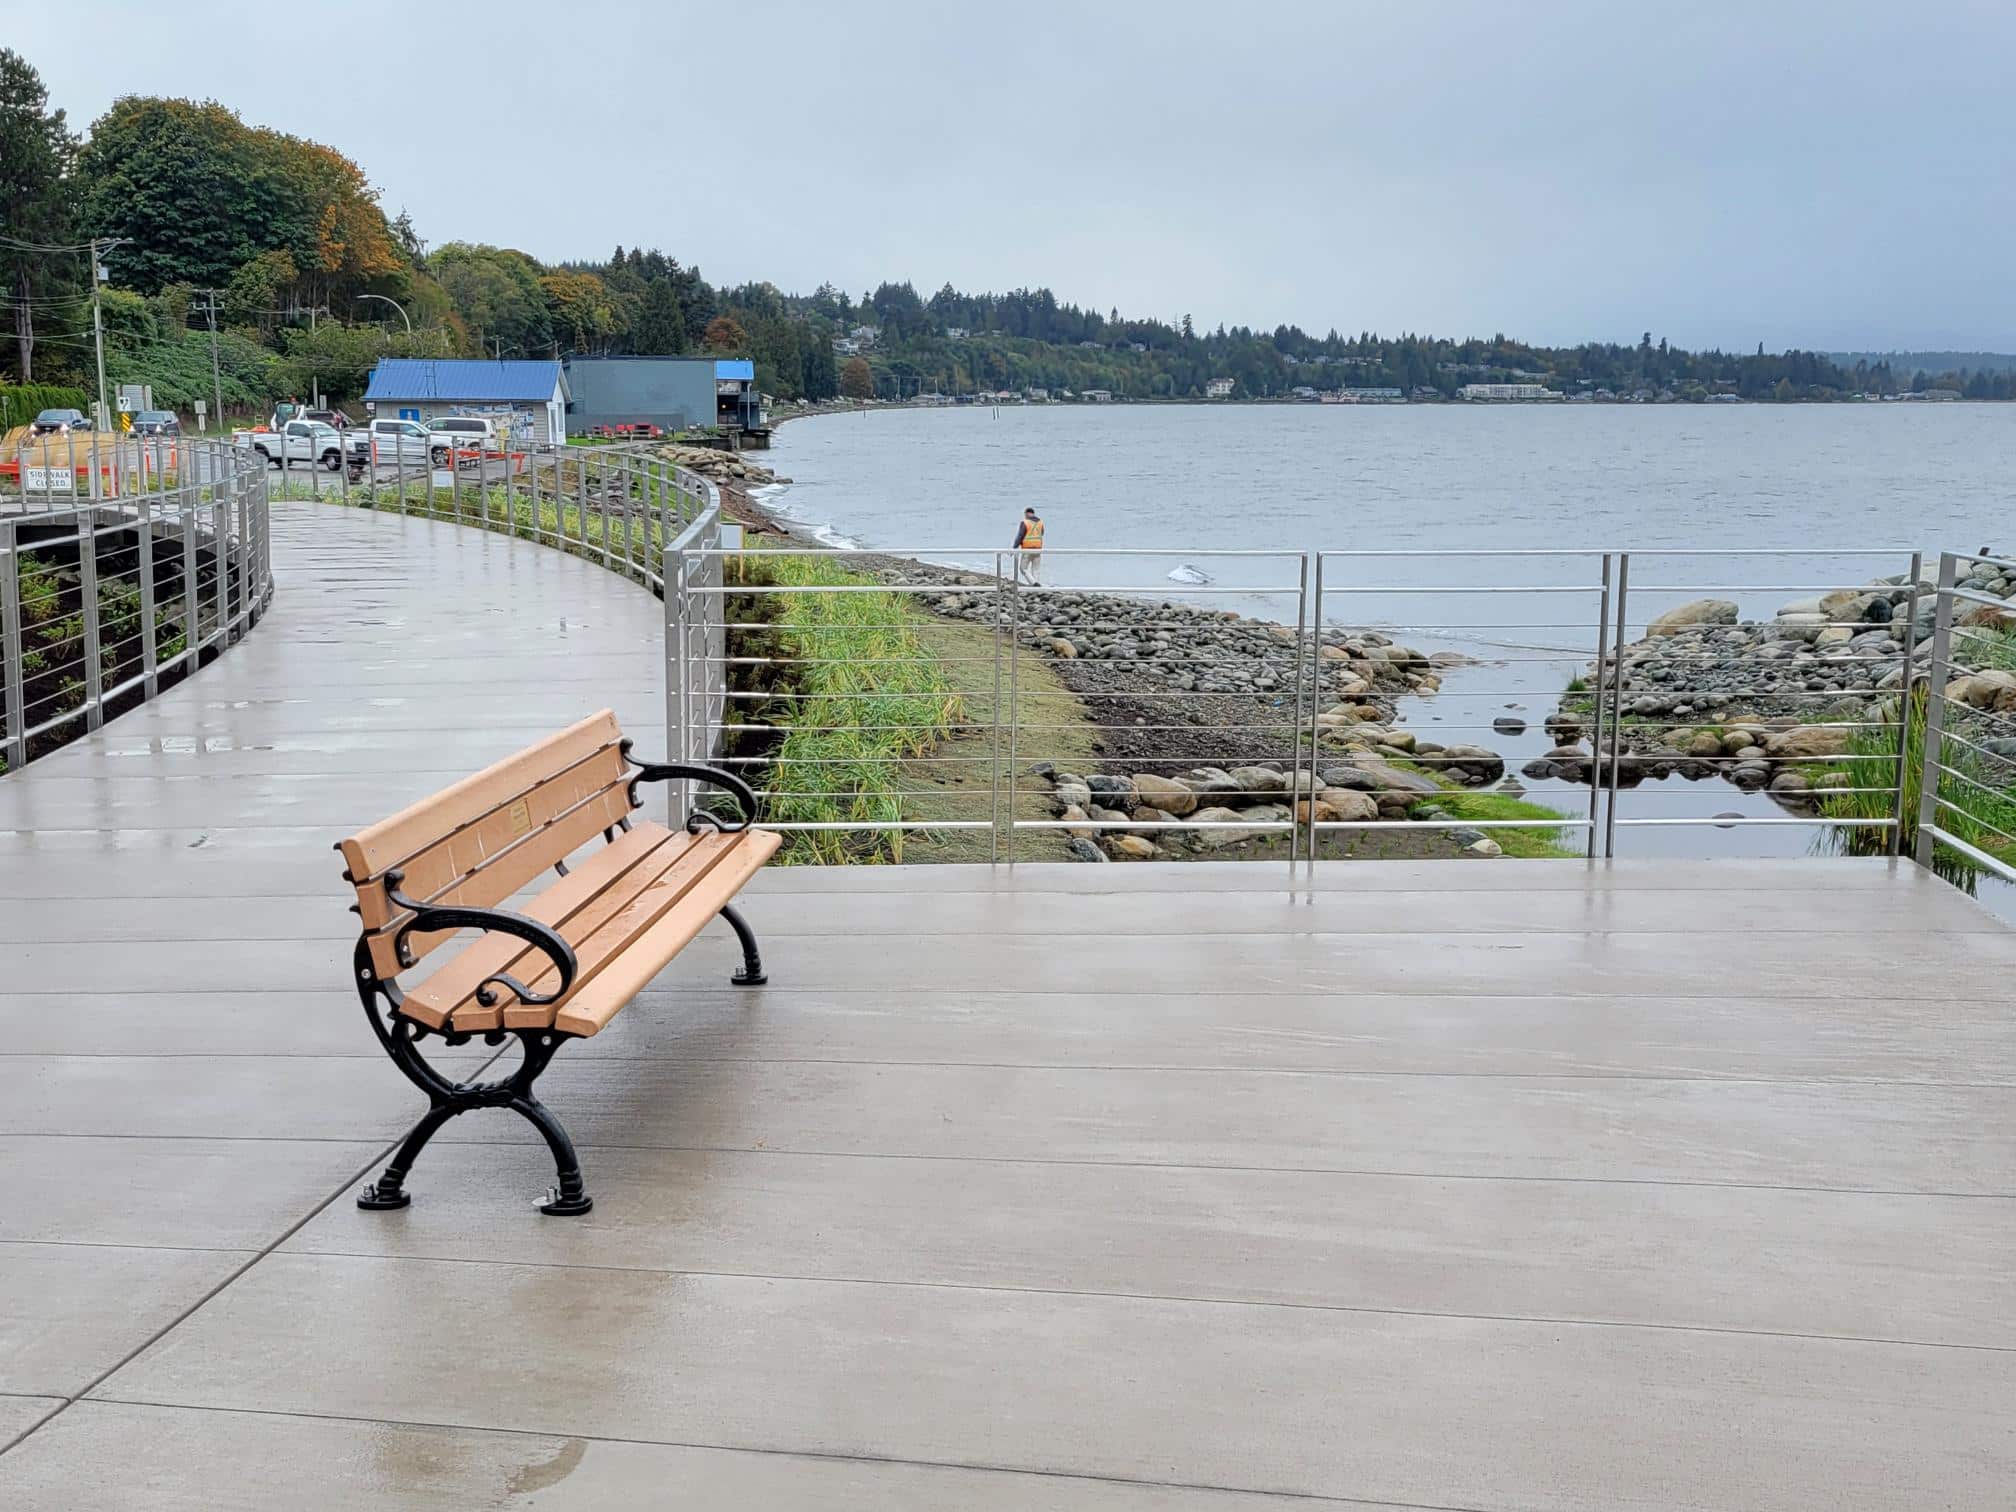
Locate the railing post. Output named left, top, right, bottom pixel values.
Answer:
left=1005, top=551, right=1021, bottom=866
left=1290, top=549, right=1311, bottom=878
left=989, top=550, right=1005, bottom=864
left=1912, top=552, right=1957, bottom=869
left=1889, top=550, right=1924, bottom=857
left=138, top=494, right=159, bottom=699
left=181, top=478, right=201, bottom=662
left=1, top=522, right=25, bottom=771
left=1603, top=552, right=1630, bottom=859
left=212, top=496, right=230, bottom=654
left=668, top=533, right=688, bottom=829
left=75, top=505, right=104, bottom=731
left=1587, top=553, right=1612, bottom=859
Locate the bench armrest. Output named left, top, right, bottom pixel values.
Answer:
left=386, top=879, right=579, bottom=1008
left=621, top=739, right=760, bottom=833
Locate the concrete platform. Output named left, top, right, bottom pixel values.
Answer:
left=1, top=504, right=2011, bottom=1508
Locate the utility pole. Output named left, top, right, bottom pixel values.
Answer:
left=89, top=239, right=110, bottom=428
left=199, top=290, right=225, bottom=427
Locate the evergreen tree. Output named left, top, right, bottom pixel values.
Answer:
left=632, top=277, right=686, bottom=353
left=0, top=48, right=79, bottom=383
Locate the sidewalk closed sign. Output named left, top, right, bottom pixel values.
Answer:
left=25, top=467, right=75, bottom=490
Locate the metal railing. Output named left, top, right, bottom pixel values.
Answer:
left=268, top=435, right=712, bottom=596
left=659, top=539, right=2016, bottom=884
left=1915, top=549, right=2016, bottom=886
left=1, top=435, right=273, bottom=771
left=164, top=458, right=2013, bottom=890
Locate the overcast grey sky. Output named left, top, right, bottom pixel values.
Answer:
left=15, top=1, right=2015, bottom=351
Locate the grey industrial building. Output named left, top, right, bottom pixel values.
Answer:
left=562, top=356, right=764, bottom=435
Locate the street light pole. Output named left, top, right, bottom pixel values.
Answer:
left=199, top=289, right=224, bottom=427
left=355, top=293, right=412, bottom=333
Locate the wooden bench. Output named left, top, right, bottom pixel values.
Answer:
left=337, top=710, right=780, bottom=1216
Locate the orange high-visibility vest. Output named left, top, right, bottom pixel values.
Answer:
left=1020, top=518, right=1045, bottom=549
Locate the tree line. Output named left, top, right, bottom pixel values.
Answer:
left=2, top=48, right=2007, bottom=418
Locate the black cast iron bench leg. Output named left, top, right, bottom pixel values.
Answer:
left=721, top=903, right=766, bottom=986
left=356, top=945, right=593, bottom=1216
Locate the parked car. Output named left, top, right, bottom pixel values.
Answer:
left=131, top=409, right=181, bottom=438
left=234, top=419, right=347, bottom=471
left=32, top=408, right=91, bottom=435
left=425, top=415, right=504, bottom=452
left=361, top=417, right=448, bottom=468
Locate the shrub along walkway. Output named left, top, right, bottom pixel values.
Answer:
left=2, top=503, right=2014, bottom=1508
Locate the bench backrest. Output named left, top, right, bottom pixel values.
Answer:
left=338, top=710, right=636, bottom=979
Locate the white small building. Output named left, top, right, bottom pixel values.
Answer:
left=1458, top=382, right=1561, bottom=401
left=1205, top=377, right=1235, bottom=399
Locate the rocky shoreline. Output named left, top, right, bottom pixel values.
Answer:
left=725, top=488, right=1531, bottom=859
left=1535, top=562, right=2016, bottom=804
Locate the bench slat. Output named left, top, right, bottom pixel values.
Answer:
left=338, top=710, right=622, bottom=885
left=397, top=823, right=686, bottom=1031
left=552, top=829, right=782, bottom=1037
left=358, top=758, right=633, bottom=983
left=497, top=830, right=751, bottom=1031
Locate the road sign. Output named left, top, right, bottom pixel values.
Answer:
left=116, top=383, right=148, bottom=414
left=25, top=467, right=75, bottom=491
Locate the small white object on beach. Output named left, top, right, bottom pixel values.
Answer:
left=1166, top=563, right=1214, bottom=585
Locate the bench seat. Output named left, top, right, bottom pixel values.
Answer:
left=403, top=821, right=780, bottom=1036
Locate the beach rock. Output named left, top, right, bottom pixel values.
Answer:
left=1059, top=803, right=1093, bottom=839
left=1085, top=775, right=1137, bottom=813
left=1064, top=837, right=1106, bottom=862
left=1647, top=599, right=1737, bottom=636
left=1087, top=804, right=1130, bottom=825
left=1464, top=837, right=1505, bottom=857
left=1047, top=638, right=1078, bottom=658
left=1229, top=766, right=1288, bottom=793
left=1317, top=787, right=1380, bottom=823
left=1131, top=774, right=1197, bottom=816
left=1181, top=768, right=1243, bottom=796
left=1352, top=757, right=1440, bottom=798
left=1105, top=835, right=1157, bottom=860
left=1319, top=765, right=1376, bottom=791
left=1188, top=806, right=1259, bottom=847
left=1054, top=781, right=1092, bottom=810
left=1492, top=715, right=1527, bottom=735
left=1687, top=730, right=1725, bottom=757
left=1764, top=725, right=1852, bottom=759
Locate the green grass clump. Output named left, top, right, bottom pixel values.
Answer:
left=1813, top=678, right=2016, bottom=884
left=1412, top=785, right=1580, bottom=858
left=741, top=553, right=966, bottom=864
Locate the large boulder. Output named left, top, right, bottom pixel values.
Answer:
left=1105, top=835, right=1157, bottom=860
left=1352, top=757, right=1441, bottom=798
left=1189, top=806, right=1260, bottom=847
left=1131, top=774, right=1197, bottom=817
left=1763, top=725, right=1853, bottom=759
left=1228, top=766, right=1288, bottom=793
left=1947, top=669, right=2016, bottom=712
left=1647, top=599, right=1737, bottom=636
left=1316, top=787, right=1380, bottom=823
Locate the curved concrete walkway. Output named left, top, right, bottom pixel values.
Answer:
left=0, top=501, right=669, bottom=1470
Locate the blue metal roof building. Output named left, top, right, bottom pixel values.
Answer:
left=562, top=357, right=766, bottom=436
left=362, top=359, right=571, bottom=444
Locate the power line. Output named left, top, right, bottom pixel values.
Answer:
left=0, top=233, right=95, bottom=254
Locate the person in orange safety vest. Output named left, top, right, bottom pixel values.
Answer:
left=1013, top=507, right=1045, bottom=585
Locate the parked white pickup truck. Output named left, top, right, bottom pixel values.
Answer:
left=234, top=418, right=356, bottom=471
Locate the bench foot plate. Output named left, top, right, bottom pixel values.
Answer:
left=730, top=968, right=768, bottom=987
left=540, top=1189, right=595, bottom=1217
left=356, top=1184, right=413, bottom=1210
